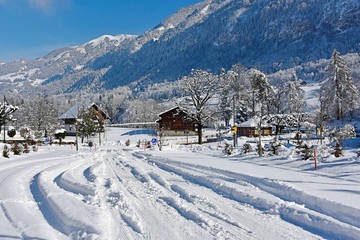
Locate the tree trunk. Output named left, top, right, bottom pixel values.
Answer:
left=197, top=124, right=203, bottom=144
left=258, top=129, right=263, bottom=156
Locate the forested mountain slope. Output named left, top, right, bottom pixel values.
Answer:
left=0, top=0, right=359, bottom=95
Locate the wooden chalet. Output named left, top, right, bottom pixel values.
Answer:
left=238, top=118, right=272, bottom=137
left=156, top=107, right=198, bottom=135
left=59, top=103, right=110, bottom=136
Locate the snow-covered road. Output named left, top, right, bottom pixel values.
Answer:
left=0, top=128, right=359, bottom=239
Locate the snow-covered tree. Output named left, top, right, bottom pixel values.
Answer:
left=249, top=69, right=274, bottom=117
left=97, top=87, right=131, bottom=122
left=179, top=69, right=220, bottom=144
left=262, top=114, right=296, bottom=137
left=122, top=99, right=165, bottom=124
left=218, top=68, right=246, bottom=126
left=15, top=95, right=58, bottom=136
left=230, top=65, right=252, bottom=123
left=77, top=108, right=102, bottom=143
left=0, top=99, right=18, bottom=132
left=320, top=50, right=360, bottom=120
left=281, top=74, right=305, bottom=114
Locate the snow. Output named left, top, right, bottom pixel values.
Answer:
left=74, top=65, right=84, bottom=71
left=87, top=34, right=135, bottom=47
left=238, top=118, right=257, bottom=127
left=0, top=68, right=40, bottom=83
left=0, top=127, right=359, bottom=239
left=200, top=5, right=210, bottom=15
left=301, top=82, right=321, bottom=112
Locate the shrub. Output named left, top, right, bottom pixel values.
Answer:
left=54, top=129, right=67, bottom=144
left=223, top=140, right=234, bottom=155
left=333, top=140, right=342, bottom=157
left=270, top=141, right=281, bottom=155
left=3, top=145, right=10, bottom=158
left=23, top=143, right=30, bottom=153
left=243, top=143, right=252, bottom=153
left=11, top=142, right=23, bottom=155
left=300, top=143, right=314, bottom=160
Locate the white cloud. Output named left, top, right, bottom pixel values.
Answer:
left=28, top=0, right=72, bottom=13
left=28, top=0, right=51, bottom=10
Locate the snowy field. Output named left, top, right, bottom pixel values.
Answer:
left=0, top=127, right=359, bottom=240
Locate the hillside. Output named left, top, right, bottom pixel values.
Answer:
left=0, top=0, right=359, bottom=95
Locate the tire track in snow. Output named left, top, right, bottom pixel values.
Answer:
left=123, top=152, right=256, bottom=239
left=27, top=153, right=122, bottom=239
left=30, top=173, right=69, bottom=235
left=0, top=156, right=71, bottom=239
left=99, top=157, right=144, bottom=237
left=107, top=153, right=217, bottom=240
left=53, top=160, right=96, bottom=197
left=136, top=152, right=360, bottom=240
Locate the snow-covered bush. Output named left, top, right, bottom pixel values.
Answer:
left=223, top=140, right=234, bottom=155
left=11, top=142, right=23, bottom=155
left=336, top=124, right=355, bottom=141
left=333, top=140, right=342, bottom=157
left=54, top=129, right=66, bottom=144
left=270, top=140, right=281, bottom=155
left=242, top=143, right=252, bottom=153
left=295, top=132, right=302, bottom=148
left=315, top=145, right=331, bottom=162
left=2, top=145, right=10, bottom=158
left=300, top=143, right=314, bottom=160
left=23, top=143, right=30, bottom=153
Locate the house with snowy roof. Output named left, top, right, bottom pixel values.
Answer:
left=237, top=118, right=272, bottom=137
left=156, top=107, right=198, bottom=136
left=59, top=103, right=110, bottom=135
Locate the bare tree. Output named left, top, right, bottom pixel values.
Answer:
left=179, top=69, right=220, bottom=144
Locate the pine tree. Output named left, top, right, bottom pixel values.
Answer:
left=320, top=50, right=360, bottom=120
left=77, top=108, right=102, bottom=143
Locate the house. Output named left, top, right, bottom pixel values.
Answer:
left=59, top=103, right=110, bottom=136
left=156, top=107, right=198, bottom=136
left=237, top=118, right=272, bottom=137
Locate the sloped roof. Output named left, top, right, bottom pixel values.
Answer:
left=238, top=118, right=257, bottom=128
left=59, top=103, right=110, bottom=120
left=238, top=118, right=271, bottom=128
left=59, top=103, right=83, bottom=120
left=158, top=106, right=179, bottom=117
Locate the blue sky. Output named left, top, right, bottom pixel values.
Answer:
left=0, top=0, right=202, bottom=62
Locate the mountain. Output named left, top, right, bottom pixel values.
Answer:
left=0, top=34, right=136, bottom=95
left=0, top=0, right=359, bottom=95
